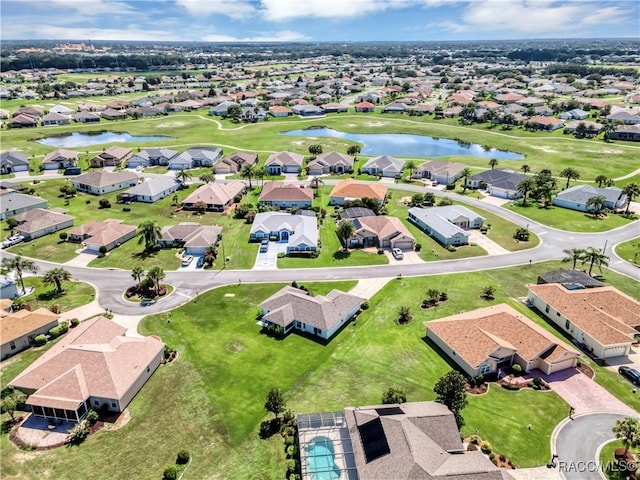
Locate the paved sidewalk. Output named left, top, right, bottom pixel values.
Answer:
left=468, top=230, right=510, bottom=256
left=508, top=466, right=563, bottom=480
left=58, top=299, right=104, bottom=322
left=111, top=314, right=146, bottom=337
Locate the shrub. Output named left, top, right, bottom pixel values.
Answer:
left=176, top=449, right=190, bottom=465
left=162, top=465, right=178, bottom=480
left=98, top=245, right=107, bottom=256
left=489, top=452, right=496, bottom=461
left=286, top=459, right=298, bottom=475
left=70, top=318, right=80, bottom=328
left=285, top=435, right=295, bottom=447
left=158, top=286, right=167, bottom=297
left=511, top=364, right=523, bottom=376
left=59, top=321, right=69, bottom=334
left=481, top=441, right=493, bottom=454
left=415, top=243, right=422, bottom=252
left=501, top=383, right=521, bottom=391
left=286, top=445, right=297, bottom=458
left=277, top=252, right=285, bottom=258
left=66, top=420, right=90, bottom=445
left=377, top=248, right=384, bottom=255
left=59, top=232, right=68, bottom=241
left=86, top=410, right=99, bottom=426
left=467, top=443, right=478, bottom=451
left=98, top=199, right=111, bottom=209
left=361, top=300, right=369, bottom=310
left=446, top=245, right=457, bottom=252
left=86, top=200, right=91, bottom=204
left=533, top=377, right=546, bottom=387
left=49, top=304, right=61, bottom=314
left=48, top=325, right=65, bottom=339
left=470, top=435, right=480, bottom=445
left=122, top=207, right=131, bottom=212
left=33, top=334, right=47, bottom=346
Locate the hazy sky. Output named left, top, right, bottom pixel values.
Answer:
left=2, top=0, right=639, bottom=42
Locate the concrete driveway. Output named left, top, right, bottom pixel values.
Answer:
left=603, top=346, right=640, bottom=374
left=468, top=230, right=510, bottom=255
left=384, top=250, right=424, bottom=264
left=253, top=243, right=286, bottom=270
left=64, top=251, right=99, bottom=267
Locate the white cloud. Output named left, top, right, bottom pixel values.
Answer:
left=260, top=0, right=408, bottom=21
left=175, top=0, right=256, bottom=20
left=203, top=30, right=309, bottom=42
left=8, top=24, right=185, bottom=41
left=47, top=0, right=138, bottom=16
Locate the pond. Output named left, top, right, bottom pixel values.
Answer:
left=279, top=127, right=523, bottom=160
left=37, top=131, right=172, bottom=148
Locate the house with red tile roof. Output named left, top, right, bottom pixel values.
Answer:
left=68, top=220, right=136, bottom=253
left=347, top=216, right=415, bottom=251
left=329, top=179, right=387, bottom=205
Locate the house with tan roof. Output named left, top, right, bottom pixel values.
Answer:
left=426, top=304, right=580, bottom=378
left=307, top=151, right=354, bottom=176
left=159, top=223, right=221, bottom=256
left=259, top=285, right=362, bottom=340
left=268, top=105, right=293, bottom=117
left=181, top=181, right=246, bottom=212
left=214, top=152, right=258, bottom=175
left=265, top=151, right=304, bottom=174
left=15, top=208, right=75, bottom=240
left=42, top=149, right=78, bottom=170
left=72, top=170, right=138, bottom=195
left=9, top=316, right=163, bottom=422
left=528, top=115, right=564, bottom=131
left=1, top=307, right=59, bottom=360
left=527, top=284, right=640, bottom=359
left=361, top=155, right=405, bottom=178
left=412, top=160, right=466, bottom=185
left=347, top=216, right=415, bottom=251
left=68, top=220, right=137, bottom=253
left=90, top=146, right=132, bottom=168
left=259, top=181, right=313, bottom=209
left=329, top=179, right=387, bottom=206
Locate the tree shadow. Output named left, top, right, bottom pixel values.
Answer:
left=332, top=250, right=352, bottom=260
left=132, top=249, right=161, bottom=260
left=36, top=289, right=65, bottom=302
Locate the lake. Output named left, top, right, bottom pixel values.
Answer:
left=279, top=127, right=523, bottom=160
left=37, top=131, right=172, bottom=148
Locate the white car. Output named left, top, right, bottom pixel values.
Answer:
left=181, top=255, right=194, bottom=266
left=2, top=235, right=25, bottom=248
left=392, top=248, right=404, bottom=260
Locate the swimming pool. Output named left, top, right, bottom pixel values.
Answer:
left=306, top=436, right=341, bottom=480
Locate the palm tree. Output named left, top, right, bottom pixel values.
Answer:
left=405, top=160, right=416, bottom=178
left=174, top=167, right=192, bottom=186
left=308, top=144, right=323, bottom=159
left=458, top=167, right=472, bottom=192
left=336, top=219, right=355, bottom=251
left=581, top=247, right=609, bottom=276
left=146, top=266, right=165, bottom=297
left=586, top=195, right=606, bottom=217
left=241, top=163, right=256, bottom=188
left=138, top=220, right=161, bottom=251
left=254, top=166, right=266, bottom=188
left=562, top=248, right=585, bottom=270
left=131, top=266, right=145, bottom=284
left=594, top=174, right=608, bottom=188
left=488, top=158, right=498, bottom=170
left=559, top=167, right=580, bottom=190
left=43, top=267, right=71, bottom=294
left=613, top=417, right=640, bottom=456
left=310, top=177, right=325, bottom=189
left=171, top=193, right=179, bottom=206
left=1, top=256, right=38, bottom=294
left=397, top=306, right=412, bottom=324
left=482, top=285, right=496, bottom=300
left=199, top=172, right=215, bottom=183
left=520, top=164, right=531, bottom=174
left=347, top=145, right=361, bottom=160
left=622, top=182, right=640, bottom=214
left=517, top=177, right=536, bottom=205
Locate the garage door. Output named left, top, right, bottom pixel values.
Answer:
left=546, top=357, right=578, bottom=374
left=603, top=345, right=628, bottom=358
left=392, top=240, right=415, bottom=251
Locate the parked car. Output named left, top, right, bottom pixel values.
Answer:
left=2, top=234, right=25, bottom=248
left=63, top=167, right=82, bottom=175
left=618, top=366, right=640, bottom=386
left=260, top=239, right=269, bottom=253
left=196, top=256, right=204, bottom=268
left=181, top=255, right=193, bottom=266
left=392, top=248, right=404, bottom=260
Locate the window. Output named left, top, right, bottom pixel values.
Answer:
left=93, top=398, right=100, bottom=406
left=545, top=305, right=550, bottom=314
left=146, top=366, right=150, bottom=373
left=110, top=399, right=117, bottom=409
left=565, top=320, right=570, bottom=330
left=479, top=364, right=491, bottom=375
left=9, top=341, right=16, bottom=350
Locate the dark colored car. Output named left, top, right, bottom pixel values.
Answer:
left=63, top=167, right=82, bottom=175
left=196, top=256, right=204, bottom=268
left=618, top=366, right=640, bottom=386
left=260, top=239, right=269, bottom=253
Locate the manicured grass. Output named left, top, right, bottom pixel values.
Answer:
left=615, top=237, right=640, bottom=265
left=20, top=277, right=95, bottom=313
left=600, top=440, right=638, bottom=480
left=507, top=201, right=636, bottom=232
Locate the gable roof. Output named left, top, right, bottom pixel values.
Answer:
left=329, top=179, right=387, bottom=201
left=468, top=168, right=527, bottom=190
left=259, top=181, right=314, bottom=202
left=68, top=220, right=136, bottom=247
left=182, top=181, right=245, bottom=206
left=353, top=216, right=415, bottom=243
left=1, top=307, right=59, bottom=345
left=73, top=170, right=138, bottom=188
left=1, top=151, right=29, bottom=167
left=308, top=151, right=354, bottom=169
left=160, top=223, right=222, bottom=248
left=362, top=155, right=405, bottom=173
left=554, top=185, right=625, bottom=205
left=42, top=149, right=79, bottom=164
left=266, top=151, right=304, bottom=167
left=251, top=211, right=318, bottom=248
left=15, top=208, right=74, bottom=234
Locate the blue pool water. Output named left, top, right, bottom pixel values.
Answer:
left=280, top=127, right=523, bottom=160
left=306, top=436, right=340, bottom=480
left=37, top=131, right=171, bottom=148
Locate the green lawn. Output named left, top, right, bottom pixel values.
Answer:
left=20, top=277, right=95, bottom=313
left=600, top=440, right=639, bottom=480
left=615, top=237, right=640, bottom=265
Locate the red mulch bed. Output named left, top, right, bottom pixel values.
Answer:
left=466, top=383, right=488, bottom=395
left=577, top=362, right=595, bottom=379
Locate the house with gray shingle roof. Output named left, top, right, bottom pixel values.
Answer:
left=259, top=285, right=362, bottom=340
left=466, top=168, right=527, bottom=199
left=250, top=212, right=318, bottom=254
left=168, top=147, right=222, bottom=170
left=361, top=155, right=405, bottom=178
left=265, top=151, right=304, bottom=174
left=0, top=151, right=29, bottom=174
left=119, top=176, right=180, bottom=203
left=15, top=208, right=74, bottom=240
left=159, top=223, right=222, bottom=256
left=0, top=192, right=48, bottom=220
left=552, top=185, right=626, bottom=213
left=408, top=206, right=484, bottom=246
left=42, top=149, right=78, bottom=170
left=72, top=170, right=138, bottom=195
left=126, top=148, right=179, bottom=168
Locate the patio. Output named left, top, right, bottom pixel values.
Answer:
left=13, top=414, right=72, bottom=449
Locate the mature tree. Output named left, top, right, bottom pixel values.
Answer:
left=0, top=388, right=27, bottom=423
left=241, top=163, right=256, bottom=188
left=594, top=174, right=609, bottom=188
left=205, top=243, right=218, bottom=259
left=559, top=167, right=581, bottom=190
left=138, top=220, right=161, bottom=251
left=336, top=219, right=355, bottom=251
left=581, top=247, right=609, bottom=276
left=488, top=158, right=498, bottom=170
left=459, top=167, right=472, bottom=193
left=586, top=195, right=606, bottom=217
left=562, top=248, right=585, bottom=270
left=174, top=167, right=192, bottom=186
left=347, top=145, right=361, bottom=159
left=521, top=164, right=531, bottom=174
left=131, top=266, right=145, bottom=284
left=310, top=176, right=325, bottom=189
left=199, top=172, right=215, bottom=184
left=622, top=182, right=640, bottom=215
left=308, top=144, right=323, bottom=159
left=405, top=160, right=416, bottom=177
left=532, top=170, right=556, bottom=207
left=264, top=388, right=286, bottom=420
left=382, top=387, right=407, bottom=405
left=255, top=166, right=267, bottom=187
left=146, top=266, right=165, bottom=296
left=517, top=177, right=536, bottom=205
left=613, top=417, right=640, bottom=456
left=434, top=370, right=468, bottom=429
left=43, top=267, right=72, bottom=294
left=1, top=256, right=38, bottom=294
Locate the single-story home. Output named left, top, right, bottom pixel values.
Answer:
left=259, top=286, right=362, bottom=340
left=426, top=304, right=581, bottom=378
left=361, top=155, right=405, bottom=178
left=412, top=161, right=467, bottom=185
left=15, top=208, right=75, bottom=240
left=347, top=216, right=415, bottom=251
left=72, top=171, right=139, bottom=195
left=338, top=207, right=377, bottom=220
left=8, top=113, right=38, bottom=128
left=259, top=181, right=314, bottom=209
left=42, top=149, right=79, bottom=170
left=292, top=104, right=324, bottom=117
left=528, top=116, right=564, bottom=131
left=0, top=275, right=18, bottom=299
left=1, top=191, right=48, bottom=220
left=307, top=151, right=354, bottom=175
left=408, top=205, right=485, bottom=246
left=355, top=101, right=375, bottom=112
left=73, top=111, right=101, bottom=123
left=268, top=106, right=293, bottom=117
left=606, top=111, right=640, bottom=125
left=9, top=316, right=163, bottom=422
left=168, top=147, right=223, bottom=170
left=608, top=124, right=640, bottom=141
left=41, top=111, right=71, bottom=126
left=1, top=151, right=30, bottom=174
left=329, top=178, right=387, bottom=206
left=537, top=269, right=605, bottom=289
left=181, top=181, right=246, bottom=212
left=265, top=151, right=304, bottom=175
left=527, top=284, right=640, bottom=359
left=466, top=168, right=528, bottom=199
left=90, top=146, right=132, bottom=168
left=159, top=223, right=222, bottom=256
left=68, top=220, right=137, bottom=252
left=563, top=120, right=603, bottom=135
left=214, top=152, right=258, bottom=175
left=1, top=308, right=60, bottom=360
left=382, top=102, right=408, bottom=114
left=126, top=148, right=179, bottom=168
left=119, top=176, right=180, bottom=203
left=552, top=185, right=627, bottom=212
left=250, top=212, right=318, bottom=254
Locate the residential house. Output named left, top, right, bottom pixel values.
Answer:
left=426, top=304, right=580, bottom=378
left=408, top=205, right=485, bottom=246
left=361, top=155, right=405, bottom=178
left=606, top=111, right=640, bottom=125
left=412, top=161, right=466, bottom=185
left=355, top=101, right=375, bottom=112
left=72, top=171, right=138, bottom=195
left=347, top=216, right=415, bottom=251
left=90, top=146, right=132, bottom=168
left=259, top=286, right=362, bottom=340
left=250, top=212, right=318, bottom=254
left=552, top=185, right=626, bottom=212
left=0, top=192, right=48, bottom=220
left=9, top=316, right=163, bottom=422
left=382, top=102, right=408, bottom=114
left=466, top=169, right=527, bottom=199
left=101, top=108, right=127, bottom=120
left=265, top=151, right=304, bottom=175
left=49, top=104, right=74, bottom=116
left=181, top=181, right=246, bottom=212
left=126, top=148, right=179, bottom=169
left=73, top=111, right=101, bottom=123
left=537, top=269, right=605, bottom=289
left=208, top=101, right=239, bottom=116
left=559, top=109, right=590, bottom=120
left=41, top=111, right=71, bottom=126
left=321, top=103, right=348, bottom=113
left=68, top=220, right=137, bottom=253
left=258, top=181, right=314, bottom=209
left=329, top=179, right=387, bottom=206
left=8, top=114, right=38, bottom=128
left=608, top=124, right=640, bottom=141
left=268, top=106, right=293, bottom=117
left=168, top=147, right=223, bottom=170
left=527, top=284, right=640, bottom=359
left=1, top=308, right=60, bottom=360
left=307, top=151, right=354, bottom=175
left=563, top=120, right=603, bottom=136
left=292, top=104, right=324, bottom=117
left=528, top=116, right=564, bottom=131
left=338, top=207, right=377, bottom=220
left=1, top=151, right=30, bottom=174
left=42, top=149, right=78, bottom=170
left=119, top=176, right=180, bottom=203
left=15, top=208, right=75, bottom=240
left=159, top=223, right=222, bottom=256
left=214, top=152, right=258, bottom=175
